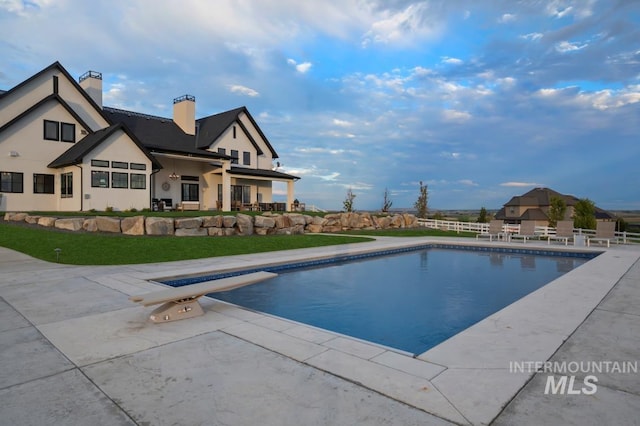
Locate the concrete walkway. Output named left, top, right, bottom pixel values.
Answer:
left=1, top=237, right=638, bottom=425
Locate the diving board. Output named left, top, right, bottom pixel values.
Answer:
left=130, top=271, right=277, bottom=323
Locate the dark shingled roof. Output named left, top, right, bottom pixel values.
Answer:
left=48, top=123, right=161, bottom=169
left=226, top=166, right=299, bottom=180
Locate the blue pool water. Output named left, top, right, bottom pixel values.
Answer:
left=165, top=246, right=595, bottom=355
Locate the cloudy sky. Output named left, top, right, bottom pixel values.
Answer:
left=1, top=0, right=639, bottom=211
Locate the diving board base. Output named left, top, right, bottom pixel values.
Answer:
left=149, top=299, right=204, bottom=323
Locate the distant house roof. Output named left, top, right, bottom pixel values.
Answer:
left=496, top=187, right=615, bottom=221
left=48, top=123, right=161, bottom=169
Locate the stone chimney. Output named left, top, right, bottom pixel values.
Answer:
left=173, top=95, right=196, bottom=135
left=79, top=71, right=103, bottom=109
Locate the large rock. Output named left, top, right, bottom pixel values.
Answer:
left=83, top=218, right=98, bottom=232
left=274, top=214, right=292, bottom=229
left=306, top=224, right=324, bottom=233
left=254, top=215, right=276, bottom=229
left=236, top=213, right=254, bottom=236
left=175, top=228, right=207, bottom=237
left=145, top=217, right=174, bottom=235
left=390, top=214, right=405, bottom=228
left=376, top=216, right=392, bottom=229
left=96, top=216, right=121, bottom=233
left=38, top=217, right=57, bottom=227
left=175, top=217, right=203, bottom=229
left=25, top=215, right=41, bottom=224
left=8, top=212, right=27, bottom=222
left=54, top=218, right=84, bottom=231
left=286, top=213, right=307, bottom=226
left=121, top=216, right=145, bottom=235
left=202, top=215, right=223, bottom=228
left=222, top=216, right=237, bottom=228
left=310, top=216, right=326, bottom=226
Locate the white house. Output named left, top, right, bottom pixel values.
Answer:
left=0, top=62, right=299, bottom=212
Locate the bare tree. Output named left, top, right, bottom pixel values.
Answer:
left=381, top=188, right=393, bottom=213
left=343, top=188, right=356, bottom=212
left=414, top=181, right=428, bottom=218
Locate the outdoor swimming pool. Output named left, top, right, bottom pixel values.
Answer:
left=163, top=245, right=597, bottom=355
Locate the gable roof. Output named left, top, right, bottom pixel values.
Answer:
left=195, top=106, right=278, bottom=158
left=48, top=123, right=161, bottom=169
left=104, top=107, right=230, bottom=160
left=1, top=61, right=110, bottom=126
left=0, top=93, right=92, bottom=134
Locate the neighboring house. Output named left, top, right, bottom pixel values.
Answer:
left=494, top=187, right=615, bottom=225
left=0, top=62, right=299, bottom=212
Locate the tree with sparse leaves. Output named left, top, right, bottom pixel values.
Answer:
left=414, top=181, right=428, bottom=218
left=573, top=198, right=597, bottom=230
left=381, top=188, right=393, bottom=213
left=343, top=188, right=356, bottom=212
left=547, top=195, right=567, bottom=228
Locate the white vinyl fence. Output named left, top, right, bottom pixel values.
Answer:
left=417, top=219, right=640, bottom=245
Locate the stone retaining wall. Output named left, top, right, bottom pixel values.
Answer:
left=3, top=211, right=419, bottom=236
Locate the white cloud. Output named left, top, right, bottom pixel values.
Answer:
left=520, top=32, right=543, bottom=41
left=458, top=179, right=478, bottom=186
left=317, top=172, right=340, bottom=181
left=228, top=84, right=259, bottom=97
left=500, top=182, right=542, bottom=187
left=362, top=2, right=442, bottom=47
left=441, top=56, right=463, bottom=65
left=555, top=40, right=588, bottom=53
left=442, top=109, right=471, bottom=122
left=287, top=58, right=312, bottom=74
left=498, top=13, right=516, bottom=23
left=332, top=118, right=353, bottom=127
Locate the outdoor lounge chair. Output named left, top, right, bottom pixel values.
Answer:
left=476, top=219, right=506, bottom=242
left=548, top=220, right=574, bottom=245
left=510, top=220, right=538, bottom=243
left=587, top=221, right=617, bottom=247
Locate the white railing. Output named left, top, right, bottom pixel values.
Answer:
left=417, top=219, right=640, bottom=244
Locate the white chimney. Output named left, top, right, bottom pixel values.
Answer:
left=173, top=95, right=196, bottom=135
left=79, top=71, right=103, bottom=109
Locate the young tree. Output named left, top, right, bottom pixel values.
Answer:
left=414, top=181, right=428, bottom=218
left=381, top=188, right=393, bottom=213
left=477, top=207, right=489, bottom=223
left=573, top=198, right=597, bottom=230
left=547, top=195, right=567, bottom=228
left=343, top=187, right=356, bottom=212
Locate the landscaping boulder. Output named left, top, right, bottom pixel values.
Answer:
left=145, top=217, right=174, bottom=235
left=37, top=217, right=57, bottom=227
left=121, top=216, right=145, bottom=235
left=175, top=217, right=203, bottom=229
left=96, top=216, right=121, bottom=233
left=202, top=215, right=223, bottom=228
left=286, top=213, right=306, bottom=226
left=83, top=218, right=98, bottom=232
left=25, top=215, right=40, bottom=224
left=8, top=212, right=27, bottom=222
left=254, top=215, right=276, bottom=229
left=55, top=218, right=84, bottom=231
left=175, top=228, right=208, bottom=237
left=222, top=216, right=237, bottom=228
left=306, top=224, right=323, bottom=233
left=236, top=213, right=254, bottom=236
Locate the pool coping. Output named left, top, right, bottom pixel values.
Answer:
left=142, top=238, right=636, bottom=425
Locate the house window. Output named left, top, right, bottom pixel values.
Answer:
left=112, top=172, right=128, bottom=188
left=91, top=171, right=109, bottom=188
left=44, top=120, right=59, bottom=141
left=233, top=125, right=236, bottom=138
left=243, top=151, right=250, bottom=166
left=111, top=161, right=128, bottom=169
left=130, top=173, right=146, bottom=189
left=218, top=184, right=223, bottom=202
left=33, top=174, right=54, bottom=194
left=91, top=159, right=109, bottom=168
left=130, top=163, right=146, bottom=170
left=231, top=184, right=251, bottom=204
left=231, top=149, right=238, bottom=164
left=182, top=183, right=199, bottom=201
left=61, top=172, right=73, bottom=198
left=218, top=148, right=226, bottom=155
left=61, top=123, right=75, bottom=142
left=0, top=172, right=23, bottom=193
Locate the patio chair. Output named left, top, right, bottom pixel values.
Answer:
left=587, top=221, right=617, bottom=247
left=476, top=220, right=506, bottom=242
left=548, top=220, right=574, bottom=245
left=511, top=220, right=539, bottom=243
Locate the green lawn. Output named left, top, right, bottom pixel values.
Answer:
left=0, top=222, right=372, bottom=265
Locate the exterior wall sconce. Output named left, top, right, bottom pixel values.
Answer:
left=9, top=151, right=19, bottom=157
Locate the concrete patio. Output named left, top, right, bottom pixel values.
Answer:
left=1, top=237, right=639, bottom=425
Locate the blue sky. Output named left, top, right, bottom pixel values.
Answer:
left=1, top=0, right=639, bottom=211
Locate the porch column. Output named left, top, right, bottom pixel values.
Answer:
left=221, top=162, right=231, bottom=211
left=286, top=180, right=295, bottom=212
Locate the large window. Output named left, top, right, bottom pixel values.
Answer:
left=44, top=120, right=75, bottom=142
left=182, top=183, right=199, bottom=201
left=91, top=171, right=109, bottom=188
left=112, top=161, right=128, bottom=169
left=112, top=172, right=128, bottom=188
left=1, top=172, right=23, bottom=193
left=33, top=174, right=54, bottom=194
left=61, top=123, right=75, bottom=142
left=243, top=151, right=251, bottom=166
left=130, top=163, right=146, bottom=170
left=231, top=149, right=238, bottom=164
left=130, top=173, right=146, bottom=189
left=44, top=120, right=59, bottom=141
left=231, top=184, right=251, bottom=204
left=61, top=172, right=73, bottom=198
left=91, top=159, right=109, bottom=167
